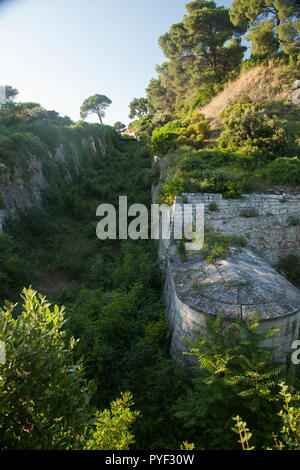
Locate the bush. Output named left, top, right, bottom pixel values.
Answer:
left=262, top=157, right=300, bottom=185
left=157, top=178, right=184, bottom=205
left=201, top=226, right=247, bottom=263
left=0, top=233, right=31, bottom=301
left=0, top=288, right=139, bottom=450
left=277, top=254, right=300, bottom=289
left=174, top=313, right=285, bottom=450
left=240, top=208, right=260, bottom=218
left=208, top=201, right=219, bottom=211
left=151, top=128, right=179, bottom=155
left=219, top=101, right=298, bottom=159
left=0, top=288, right=95, bottom=449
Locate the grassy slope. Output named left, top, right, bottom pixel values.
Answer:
left=200, top=62, right=300, bottom=134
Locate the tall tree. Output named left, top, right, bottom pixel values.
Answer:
left=80, top=94, right=112, bottom=124
left=158, top=1, right=246, bottom=83
left=129, top=97, right=150, bottom=119
left=114, top=121, right=127, bottom=133
left=146, top=1, right=246, bottom=113
left=230, top=0, right=300, bottom=55
left=5, top=85, right=18, bottom=104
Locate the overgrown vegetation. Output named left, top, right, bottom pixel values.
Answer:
left=174, top=313, right=292, bottom=450
left=0, top=288, right=139, bottom=450
left=0, top=0, right=299, bottom=451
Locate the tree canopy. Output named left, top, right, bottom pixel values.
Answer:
left=80, top=94, right=112, bottom=124
left=146, top=0, right=246, bottom=113
left=4, top=85, right=18, bottom=104
left=114, top=121, right=127, bottom=133
left=129, top=97, right=150, bottom=119
left=230, top=0, right=300, bottom=55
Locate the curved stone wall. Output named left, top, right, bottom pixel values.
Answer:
left=160, top=193, right=300, bottom=365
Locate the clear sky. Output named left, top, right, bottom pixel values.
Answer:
left=0, top=0, right=235, bottom=126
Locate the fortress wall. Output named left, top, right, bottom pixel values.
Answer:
left=160, top=193, right=300, bottom=366
left=183, top=193, right=300, bottom=265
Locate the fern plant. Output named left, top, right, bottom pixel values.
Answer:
left=174, top=313, right=286, bottom=450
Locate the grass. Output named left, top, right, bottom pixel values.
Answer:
left=201, top=226, right=247, bottom=264
left=240, top=208, right=260, bottom=218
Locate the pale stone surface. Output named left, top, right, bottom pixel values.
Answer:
left=180, top=193, right=300, bottom=265
left=160, top=194, right=300, bottom=364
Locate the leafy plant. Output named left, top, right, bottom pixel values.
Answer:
left=240, top=208, right=259, bottom=218
left=201, top=226, right=247, bottom=263
left=219, top=101, right=298, bottom=159
left=157, top=178, right=184, bottom=205
left=232, top=382, right=300, bottom=450
left=174, top=313, right=286, bottom=450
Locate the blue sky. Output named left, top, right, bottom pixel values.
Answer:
left=0, top=0, right=235, bottom=126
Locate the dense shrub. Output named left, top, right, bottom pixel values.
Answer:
left=151, top=113, right=210, bottom=154
left=219, top=100, right=298, bottom=159
left=0, top=288, right=139, bottom=450
left=174, top=314, right=285, bottom=450
left=0, top=234, right=31, bottom=301
left=277, top=254, right=300, bottom=289
left=151, top=128, right=179, bottom=155
left=262, top=157, right=300, bottom=185
left=157, top=178, right=184, bottom=205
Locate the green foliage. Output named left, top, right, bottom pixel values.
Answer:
left=83, top=392, right=139, bottom=450
left=165, top=149, right=244, bottom=198
left=0, top=102, right=53, bottom=126
left=80, top=94, right=112, bottom=124
left=208, top=201, right=218, bottom=211
left=201, top=226, right=247, bottom=263
left=127, top=114, right=154, bottom=140
left=157, top=178, right=184, bottom=205
left=0, top=234, right=31, bottom=302
left=277, top=254, right=300, bottom=289
left=177, top=238, right=187, bottom=262
left=149, top=1, right=246, bottom=114
left=230, top=0, right=300, bottom=56
left=0, top=130, right=185, bottom=450
left=152, top=112, right=172, bottom=127
left=232, top=382, right=300, bottom=450
left=129, top=98, right=150, bottom=120
left=114, top=121, right=127, bottom=133
left=0, top=288, right=140, bottom=450
left=262, top=157, right=300, bottom=185
left=218, top=100, right=298, bottom=159
left=247, top=20, right=280, bottom=56
left=288, top=216, right=300, bottom=226
left=0, top=288, right=95, bottom=449
left=231, top=416, right=256, bottom=450
left=240, top=208, right=259, bottom=218
left=150, top=113, right=210, bottom=154
left=4, top=85, right=19, bottom=103
left=174, top=314, right=286, bottom=450
left=151, top=127, right=179, bottom=155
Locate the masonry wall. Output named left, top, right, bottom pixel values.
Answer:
left=159, top=193, right=300, bottom=365
left=184, top=193, right=300, bottom=265
left=163, top=257, right=300, bottom=365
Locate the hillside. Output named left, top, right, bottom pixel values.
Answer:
left=200, top=62, right=300, bottom=130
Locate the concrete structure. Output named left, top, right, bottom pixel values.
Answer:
left=159, top=194, right=300, bottom=365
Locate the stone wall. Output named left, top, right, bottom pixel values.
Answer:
left=183, top=193, right=300, bottom=265
left=159, top=193, right=300, bottom=365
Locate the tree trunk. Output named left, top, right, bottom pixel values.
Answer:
left=97, top=112, right=103, bottom=124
